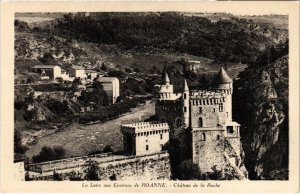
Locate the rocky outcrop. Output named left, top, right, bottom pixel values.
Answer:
left=233, top=55, right=288, bottom=180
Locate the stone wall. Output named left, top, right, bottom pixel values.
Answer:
left=192, top=130, right=226, bottom=173
left=155, top=100, right=184, bottom=139
left=190, top=101, right=227, bottom=128
left=28, top=152, right=170, bottom=181
left=99, top=153, right=170, bottom=180
left=226, top=137, right=241, bottom=156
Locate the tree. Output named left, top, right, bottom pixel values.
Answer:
left=102, top=145, right=113, bottom=153
left=69, top=171, right=82, bottom=181
left=32, top=146, right=65, bottom=163
left=14, top=129, right=27, bottom=154
left=100, top=63, right=107, bottom=71
left=53, top=171, right=62, bottom=181
left=82, top=159, right=100, bottom=180
left=178, top=159, right=201, bottom=180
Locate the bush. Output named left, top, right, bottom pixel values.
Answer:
left=14, top=129, right=27, bottom=154
left=178, top=159, right=201, bottom=180
left=82, top=160, right=100, bottom=180
left=32, top=146, right=65, bottom=163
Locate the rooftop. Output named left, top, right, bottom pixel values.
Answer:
left=71, top=65, right=84, bottom=70
left=190, top=90, right=225, bottom=99
left=33, top=65, right=59, bottom=69
left=98, top=77, right=118, bottom=82
left=214, top=67, right=233, bottom=83
left=122, top=121, right=169, bottom=132
left=85, top=70, right=97, bottom=73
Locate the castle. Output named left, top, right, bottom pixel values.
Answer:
left=24, top=67, right=246, bottom=180
left=154, top=67, right=243, bottom=174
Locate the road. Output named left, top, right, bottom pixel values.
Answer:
left=25, top=101, right=155, bottom=159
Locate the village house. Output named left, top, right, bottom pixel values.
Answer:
left=85, top=69, right=98, bottom=80
left=32, top=65, right=62, bottom=79
left=97, top=77, right=120, bottom=104
left=69, top=65, right=86, bottom=79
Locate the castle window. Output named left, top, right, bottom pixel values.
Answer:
left=201, top=133, right=206, bottom=141
left=226, top=112, right=228, bottom=118
left=217, top=135, right=220, bottom=140
left=227, top=126, right=234, bottom=133
left=160, top=134, right=163, bottom=139
left=213, top=108, right=216, bottom=113
left=146, top=145, right=149, bottom=151
left=184, top=93, right=187, bottom=99
left=176, top=118, right=182, bottom=127
left=199, top=107, right=202, bottom=114
left=184, top=107, right=187, bottom=113
left=198, top=117, right=203, bottom=127
left=219, top=103, right=223, bottom=112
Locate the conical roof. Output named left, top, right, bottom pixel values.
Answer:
left=162, top=63, right=168, bottom=79
left=183, top=79, right=189, bottom=91
left=165, top=72, right=170, bottom=84
left=215, top=67, right=232, bottom=83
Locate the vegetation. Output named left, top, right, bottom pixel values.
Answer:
left=32, top=146, right=66, bottom=163
left=14, top=128, right=27, bottom=154
left=233, top=41, right=289, bottom=179
left=177, top=159, right=201, bottom=180
left=82, top=159, right=100, bottom=180
left=53, top=171, right=62, bottom=181
left=47, top=12, right=287, bottom=64
left=79, top=97, right=146, bottom=124
left=78, top=81, right=108, bottom=107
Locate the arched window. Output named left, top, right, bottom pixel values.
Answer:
left=175, top=118, right=182, bottom=127
left=201, top=133, right=206, bottom=141
left=217, top=135, right=220, bottom=140
left=198, top=117, right=203, bottom=127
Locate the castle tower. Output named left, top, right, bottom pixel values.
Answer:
left=182, top=79, right=190, bottom=127
left=154, top=72, right=174, bottom=100
left=214, top=67, right=233, bottom=121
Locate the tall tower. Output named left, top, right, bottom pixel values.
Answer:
left=182, top=79, right=190, bottom=127
left=214, top=67, right=233, bottom=121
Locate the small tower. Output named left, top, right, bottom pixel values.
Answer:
left=182, top=79, right=190, bottom=127
left=214, top=67, right=233, bottom=121
left=154, top=72, right=174, bottom=100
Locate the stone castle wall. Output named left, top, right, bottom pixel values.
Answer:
left=99, top=153, right=170, bottom=180
left=190, top=102, right=227, bottom=128
left=155, top=100, right=183, bottom=139
left=225, top=137, right=241, bottom=156
left=192, top=130, right=226, bottom=173
left=28, top=152, right=170, bottom=181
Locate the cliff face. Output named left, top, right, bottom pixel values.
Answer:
left=233, top=55, right=288, bottom=180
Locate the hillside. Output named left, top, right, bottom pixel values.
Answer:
left=16, top=12, right=287, bottom=64
left=233, top=51, right=288, bottom=180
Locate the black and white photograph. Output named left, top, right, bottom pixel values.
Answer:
left=1, top=1, right=299, bottom=192
left=12, top=11, right=290, bottom=181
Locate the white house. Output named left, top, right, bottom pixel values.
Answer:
left=69, top=65, right=86, bottom=79
left=32, top=65, right=61, bottom=79
left=98, top=77, right=120, bottom=104
left=85, top=69, right=98, bottom=80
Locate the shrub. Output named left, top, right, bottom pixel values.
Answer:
left=32, top=146, right=65, bottom=163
